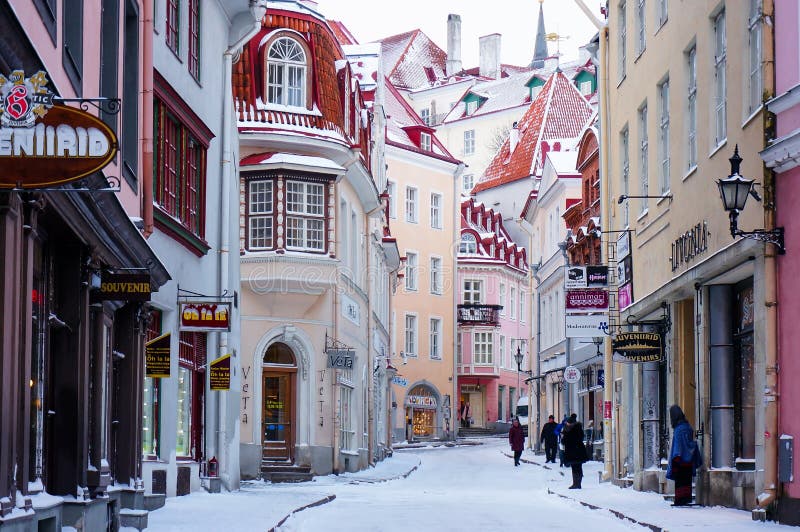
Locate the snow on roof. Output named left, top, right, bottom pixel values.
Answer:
left=343, top=44, right=381, bottom=91
left=240, top=152, right=345, bottom=173
left=376, top=30, right=447, bottom=90
left=546, top=151, right=579, bottom=174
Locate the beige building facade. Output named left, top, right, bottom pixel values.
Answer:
left=603, top=0, right=775, bottom=512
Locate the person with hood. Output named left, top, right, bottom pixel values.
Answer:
left=555, top=415, right=568, bottom=467
left=562, top=413, right=588, bottom=489
left=509, top=417, right=526, bottom=466
left=667, top=404, right=702, bottom=506
left=540, top=414, right=558, bottom=463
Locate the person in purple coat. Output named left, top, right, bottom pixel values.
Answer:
left=509, top=417, right=526, bottom=466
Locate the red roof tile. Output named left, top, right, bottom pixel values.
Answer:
left=472, top=70, right=593, bottom=194
left=377, top=30, right=447, bottom=90
left=327, top=20, right=358, bottom=45
left=458, top=197, right=528, bottom=271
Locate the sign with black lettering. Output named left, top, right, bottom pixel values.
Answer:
left=326, top=349, right=355, bottom=369
left=209, top=354, right=231, bottom=391
left=91, top=272, right=151, bottom=302
left=145, top=333, right=171, bottom=378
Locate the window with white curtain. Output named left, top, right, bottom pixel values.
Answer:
left=405, top=314, right=417, bottom=356
left=405, top=186, right=418, bottom=223
left=430, top=193, right=442, bottom=229
left=687, top=46, right=697, bottom=170
left=430, top=256, right=442, bottom=294
left=499, top=334, right=506, bottom=368
left=473, top=332, right=493, bottom=364
left=638, top=103, right=648, bottom=214
left=747, top=0, right=762, bottom=116
left=405, top=252, right=418, bottom=291
left=464, top=129, right=475, bottom=156
left=429, top=318, right=441, bottom=360
left=266, top=37, right=307, bottom=108
left=658, top=79, right=670, bottom=194
left=499, top=283, right=506, bottom=315
left=713, top=10, right=727, bottom=146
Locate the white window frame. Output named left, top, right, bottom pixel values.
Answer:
left=429, top=256, right=442, bottom=295
left=339, top=385, right=354, bottom=451
left=405, top=251, right=418, bottom=291
left=285, top=180, right=325, bottom=251
left=429, top=317, right=441, bottom=360
left=713, top=10, right=727, bottom=147
left=387, top=181, right=396, bottom=218
left=618, top=1, right=627, bottom=81
left=462, top=173, right=475, bottom=194
left=459, top=233, right=478, bottom=254
left=657, top=0, right=668, bottom=27
left=465, top=100, right=477, bottom=116
left=579, top=80, right=593, bottom=95
left=621, top=127, right=630, bottom=226
left=463, top=279, right=482, bottom=304
left=658, top=79, right=670, bottom=194
left=420, top=131, right=432, bottom=151
left=499, top=283, right=506, bottom=316
left=464, top=129, right=475, bottom=156
left=404, top=314, right=418, bottom=357
left=687, top=46, right=697, bottom=171
left=430, top=193, right=442, bottom=229
left=405, top=186, right=418, bottom=223
left=638, top=103, right=649, bottom=214
left=519, top=292, right=526, bottom=323
left=510, top=286, right=517, bottom=320
left=267, top=37, right=307, bottom=108
left=635, top=0, right=646, bottom=56
left=420, top=107, right=431, bottom=125
left=499, top=334, right=506, bottom=368
left=746, top=0, right=762, bottom=117
left=473, top=331, right=493, bottom=365
left=248, top=179, right=273, bottom=250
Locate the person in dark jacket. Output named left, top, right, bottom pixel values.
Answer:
left=555, top=415, right=568, bottom=467
left=562, top=413, right=588, bottom=489
left=540, top=415, right=558, bottom=463
left=509, top=417, right=526, bottom=466
left=667, top=404, right=702, bottom=506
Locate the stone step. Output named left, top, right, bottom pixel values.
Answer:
left=120, top=508, right=148, bottom=531
left=260, top=465, right=311, bottom=474
left=263, top=471, right=314, bottom=483
left=143, top=493, right=166, bottom=512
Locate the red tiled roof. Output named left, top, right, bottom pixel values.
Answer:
left=458, top=197, right=528, bottom=271
left=327, top=20, right=358, bottom=45
left=376, top=30, right=447, bottom=90
left=472, top=70, right=593, bottom=194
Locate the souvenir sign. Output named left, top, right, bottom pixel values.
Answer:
left=612, top=332, right=662, bottom=363
left=0, top=70, right=118, bottom=189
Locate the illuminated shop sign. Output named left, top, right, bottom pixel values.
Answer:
left=179, top=302, right=231, bottom=331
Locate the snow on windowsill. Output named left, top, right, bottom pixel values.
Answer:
left=255, top=98, right=322, bottom=117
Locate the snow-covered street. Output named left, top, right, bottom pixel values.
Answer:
left=145, top=438, right=794, bottom=532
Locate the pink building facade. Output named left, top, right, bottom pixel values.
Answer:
left=761, top=0, right=800, bottom=524
left=456, top=199, right=529, bottom=432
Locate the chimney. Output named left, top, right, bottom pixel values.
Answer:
left=509, top=122, right=520, bottom=154
left=446, top=14, right=463, bottom=77
left=479, top=34, right=502, bottom=79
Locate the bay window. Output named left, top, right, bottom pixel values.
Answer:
left=266, top=36, right=308, bottom=108
left=473, top=332, right=493, bottom=365
left=286, top=180, right=325, bottom=251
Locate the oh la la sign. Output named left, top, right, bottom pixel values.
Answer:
left=0, top=71, right=117, bottom=189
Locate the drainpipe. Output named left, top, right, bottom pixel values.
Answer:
left=142, top=0, right=154, bottom=236
left=452, top=162, right=465, bottom=440
left=218, top=0, right=267, bottom=486
left=532, top=261, right=542, bottom=451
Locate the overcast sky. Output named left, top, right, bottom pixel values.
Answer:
left=317, top=0, right=603, bottom=68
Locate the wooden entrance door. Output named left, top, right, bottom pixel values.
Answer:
left=261, top=371, right=294, bottom=462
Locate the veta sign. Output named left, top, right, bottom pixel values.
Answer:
left=0, top=71, right=118, bottom=189
left=91, top=272, right=151, bottom=302
left=612, top=332, right=662, bottom=363
left=326, top=349, right=355, bottom=368
left=179, top=302, right=231, bottom=331
left=145, top=333, right=171, bottom=378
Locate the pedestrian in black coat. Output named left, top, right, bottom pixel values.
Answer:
left=562, top=413, right=588, bottom=489
left=540, top=415, right=558, bottom=463
left=509, top=418, right=525, bottom=466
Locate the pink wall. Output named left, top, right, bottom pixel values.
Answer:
left=775, top=0, right=800, bottom=138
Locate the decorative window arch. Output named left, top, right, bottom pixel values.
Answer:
left=459, top=233, right=477, bottom=254
left=265, top=35, right=310, bottom=108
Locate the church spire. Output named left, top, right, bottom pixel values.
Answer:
left=531, top=0, right=548, bottom=68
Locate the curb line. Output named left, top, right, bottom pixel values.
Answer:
left=348, top=460, right=421, bottom=484
left=268, top=494, right=337, bottom=531
left=501, top=450, right=565, bottom=476
left=547, top=489, right=664, bottom=532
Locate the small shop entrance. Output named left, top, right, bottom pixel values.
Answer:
left=261, top=343, right=296, bottom=463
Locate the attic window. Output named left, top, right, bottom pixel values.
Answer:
left=420, top=132, right=432, bottom=151
left=266, top=36, right=308, bottom=108
left=531, top=85, right=542, bottom=100
left=465, top=100, right=478, bottom=116
left=579, top=80, right=593, bottom=95
left=459, top=233, right=478, bottom=254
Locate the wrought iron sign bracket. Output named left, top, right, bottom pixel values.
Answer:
left=53, top=96, right=121, bottom=115
left=177, top=286, right=237, bottom=307
left=732, top=224, right=785, bottom=254
left=3, top=175, right=122, bottom=194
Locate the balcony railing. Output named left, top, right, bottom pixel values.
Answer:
left=457, top=304, right=503, bottom=326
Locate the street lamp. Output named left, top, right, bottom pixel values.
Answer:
left=513, top=344, right=525, bottom=415
left=716, top=145, right=785, bottom=253
left=557, top=238, right=572, bottom=417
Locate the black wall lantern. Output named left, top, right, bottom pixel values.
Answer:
left=716, top=145, right=785, bottom=254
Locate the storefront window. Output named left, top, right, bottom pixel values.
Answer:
left=407, top=385, right=437, bottom=438
left=142, top=310, right=162, bottom=457
left=29, top=241, right=49, bottom=482
left=176, top=366, right=192, bottom=457
left=340, top=385, right=354, bottom=450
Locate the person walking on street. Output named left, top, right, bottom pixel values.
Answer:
left=584, top=419, right=595, bottom=461
left=540, top=415, right=558, bottom=463
left=666, top=404, right=702, bottom=506
left=562, top=413, right=588, bottom=489
left=509, top=417, right=525, bottom=466
left=555, top=415, right=568, bottom=467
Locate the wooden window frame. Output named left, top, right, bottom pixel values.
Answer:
left=166, top=0, right=180, bottom=55
left=177, top=332, right=206, bottom=462
left=188, top=0, right=200, bottom=80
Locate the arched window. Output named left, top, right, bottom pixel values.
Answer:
left=264, top=342, right=296, bottom=365
left=459, top=233, right=477, bottom=254
left=267, top=37, right=307, bottom=108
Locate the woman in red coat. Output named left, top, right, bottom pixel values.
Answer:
left=509, top=417, right=526, bottom=466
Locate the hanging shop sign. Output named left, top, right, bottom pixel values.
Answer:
left=616, top=255, right=632, bottom=286
left=145, top=333, right=171, bottom=378
left=603, top=400, right=612, bottom=420
left=670, top=220, right=709, bottom=272
left=612, top=332, right=662, bottom=363
left=565, top=313, right=609, bottom=338
left=0, top=70, right=118, bottom=189
left=597, top=369, right=605, bottom=387
left=618, top=282, right=634, bottom=309
left=586, top=266, right=608, bottom=287
left=90, top=272, right=151, bottom=302
left=565, top=266, right=587, bottom=289
left=209, top=354, right=231, bottom=391
left=564, top=365, right=581, bottom=384
left=179, top=301, right=231, bottom=331
left=406, top=395, right=437, bottom=409
left=326, top=349, right=355, bottom=369
left=391, top=376, right=408, bottom=387
left=566, top=289, right=609, bottom=313
left=616, top=231, right=631, bottom=261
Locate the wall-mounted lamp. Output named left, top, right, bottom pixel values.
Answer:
left=716, top=145, right=785, bottom=254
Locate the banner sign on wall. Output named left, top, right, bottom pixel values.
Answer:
left=612, top=332, right=662, bottom=363
left=145, top=333, right=171, bottom=378
left=209, top=354, right=231, bottom=391
left=566, top=313, right=609, bottom=338
left=0, top=71, right=119, bottom=189
left=618, top=282, right=634, bottom=309
left=586, top=266, right=609, bottom=287
left=391, top=376, right=408, bottom=387
left=604, top=400, right=613, bottom=419
left=565, top=266, right=587, bottom=289
left=566, top=289, right=609, bottom=312
left=90, top=272, right=151, bottom=302
left=179, top=302, right=231, bottom=331
left=616, top=231, right=631, bottom=260
left=406, top=395, right=437, bottom=409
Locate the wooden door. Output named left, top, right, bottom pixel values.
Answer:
left=261, top=371, right=294, bottom=462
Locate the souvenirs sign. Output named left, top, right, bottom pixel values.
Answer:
left=179, top=302, right=231, bottom=331
left=91, top=272, right=151, bottom=302
left=209, top=354, right=231, bottom=391
left=0, top=71, right=118, bottom=189
left=406, top=395, right=437, bottom=409
left=145, top=333, right=171, bottom=378
left=612, top=332, right=662, bottom=363
left=566, top=289, right=609, bottom=313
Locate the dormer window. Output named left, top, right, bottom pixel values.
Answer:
left=459, top=233, right=478, bottom=254
left=465, top=100, right=478, bottom=115
left=267, top=37, right=307, bottom=108
left=420, top=132, right=431, bottom=151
